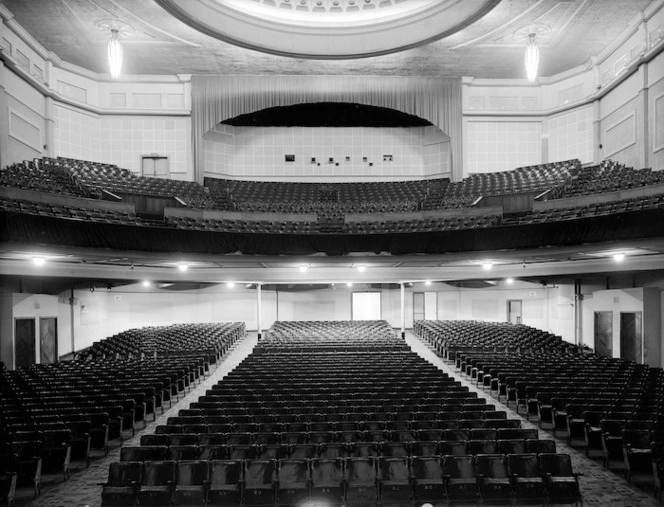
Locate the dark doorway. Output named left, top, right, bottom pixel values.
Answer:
left=39, top=317, right=58, bottom=364
left=594, top=311, right=613, bottom=357
left=15, top=318, right=36, bottom=368
left=620, top=312, right=642, bottom=363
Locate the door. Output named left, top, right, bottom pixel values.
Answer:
left=594, top=311, right=613, bottom=357
left=620, top=312, right=642, bottom=363
left=413, top=292, right=425, bottom=322
left=507, top=300, right=522, bottom=324
left=424, top=292, right=437, bottom=320
left=15, top=318, right=36, bottom=368
left=39, top=317, right=58, bottom=364
left=142, top=155, right=169, bottom=178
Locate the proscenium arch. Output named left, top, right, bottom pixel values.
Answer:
left=191, top=75, right=462, bottom=182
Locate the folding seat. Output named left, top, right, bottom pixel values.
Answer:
left=622, top=429, right=653, bottom=483
left=344, top=457, right=378, bottom=505
left=409, top=455, right=443, bottom=503
left=140, top=434, right=170, bottom=447
left=475, top=454, right=512, bottom=505
left=377, top=457, right=412, bottom=503
left=137, top=460, right=175, bottom=506
left=310, top=458, right=344, bottom=505
left=120, top=446, right=168, bottom=462
left=257, top=444, right=291, bottom=460
left=228, top=444, right=259, bottom=460
left=411, top=440, right=439, bottom=457
left=172, top=460, right=209, bottom=506
left=281, top=432, right=307, bottom=445
left=170, top=434, right=198, bottom=446
left=524, top=439, right=556, bottom=455
left=506, top=454, right=547, bottom=506
left=7, top=438, right=40, bottom=499
left=41, top=429, right=72, bottom=481
left=537, top=454, right=582, bottom=506
left=225, top=432, right=252, bottom=446
left=207, top=422, right=234, bottom=433
left=497, top=439, right=526, bottom=455
left=381, top=441, right=410, bottom=457
left=584, top=411, right=607, bottom=457
left=276, top=459, right=310, bottom=506
left=99, top=461, right=141, bottom=507
left=442, top=455, right=478, bottom=504
left=444, top=429, right=470, bottom=442
left=197, top=433, right=226, bottom=447
left=318, top=443, right=348, bottom=459
left=65, top=420, right=92, bottom=467
left=468, top=440, right=497, bottom=456
left=470, top=428, right=497, bottom=441
left=497, top=428, right=538, bottom=441
left=308, top=431, right=336, bottom=445
left=439, top=441, right=468, bottom=457
left=208, top=460, right=242, bottom=506
left=347, top=442, right=380, bottom=458
left=169, top=445, right=200, bottom=461
left=600, top=419, right=627, bottom=468
left=289, top=444, right=318, bottom=460
left=242, top=459, right=276, bottom=506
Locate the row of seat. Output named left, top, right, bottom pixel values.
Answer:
left=100, top=454, right=582, bottom=507
left=0, top=324, right=245, bottom=502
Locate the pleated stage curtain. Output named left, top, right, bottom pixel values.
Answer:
left=191, top=75, right=462, bottom=180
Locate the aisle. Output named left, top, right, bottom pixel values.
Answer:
left=22, top=332, right=258, bottom=507
left=406, top=331, right=661, bottom=507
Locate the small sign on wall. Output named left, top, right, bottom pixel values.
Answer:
left=285, top=154, right=295, bottom=162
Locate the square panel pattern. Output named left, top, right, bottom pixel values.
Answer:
left=54, top=105, right=188, bottom=174
left=466, top=121, right=542, bottom=173
left=548, top=106, right=594, bottom=164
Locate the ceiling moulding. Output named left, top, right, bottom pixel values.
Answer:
left=154, top=0, right=501, bottom=59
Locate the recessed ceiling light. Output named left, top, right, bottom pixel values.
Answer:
left=32, top=256, right=46, bottom=266
left=356, top=265, right=367, bottom=272
left=506, top=277, right=514, bottom=284
left=177, top=263, right=189, bottom=272
left=142, top=280, right=151, bottom=288
left=346, top=282, right=353, bottom=287
left=424, top=280, right=432, bottom=286
left=613, top=253, right=625, bottom=262
left=299, top=264, right=309, bottom=272
left=227, top=282, right=235, bottom=288
left=482, top=262, right=493, bottom=271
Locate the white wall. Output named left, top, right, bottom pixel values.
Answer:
left=203, top=124, right=451, bottom=181
left=53, top=104, right=191, bottom=179
left=465, top=120, right=543, bottom=173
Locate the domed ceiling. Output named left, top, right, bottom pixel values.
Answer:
left=155, top=0, right=501, bottom=58
left=0, top=0, right=655, bottom=78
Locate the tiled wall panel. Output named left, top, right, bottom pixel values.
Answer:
left=548, top=106, right=594, bottom=164
left=466, top=121, right=542, bottom=173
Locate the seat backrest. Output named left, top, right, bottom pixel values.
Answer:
left=141, top=460, right=176, bottom=486
left=311, top=458, right=344, bottom=484
left=475, top=454, right=508, bottom=478
left=442, top=455, right=475, bottom=478
left=210, top=460, right=242, bottom=486
left=378, top=457, right=410, bottom=482
left=524, top=439, right=556, bottom=454
left=345, top=457, right=376, bottom=484
left=277, top=459, right=309, bottom=485
left=538, top=453, right=572, bottom=477
left=411, top=457, right=442, bottom=480
left=507, top=454, right=541, bottom=478
left=176, top=460, right=209, bottom=486
left=244, top=459, right=276, bottom=487
left=107, top=461, right=142, bottom=486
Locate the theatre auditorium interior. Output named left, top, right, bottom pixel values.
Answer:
left=2, top=1, right=664, bottom=507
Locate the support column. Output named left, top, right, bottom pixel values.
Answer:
left=256, top=283, right=262, bottom=340
left=640, top=64, right=649, bottom=169
left=400, top=283, right=406, bottom=339
left=0, top=60, right=9, bottom=169
left=593, top=100, right=602, bottom=164
left=45, top=96, right=55, bottom=157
